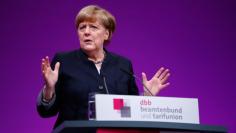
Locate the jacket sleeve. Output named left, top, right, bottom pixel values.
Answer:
left=36, top=53, right=62, bottom=118
left=36, top=87, right=56, bottom=109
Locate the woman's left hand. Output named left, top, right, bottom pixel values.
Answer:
left=142, top=67, right=170, bottom=96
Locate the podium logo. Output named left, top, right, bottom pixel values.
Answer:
left=113, top=98, right=131, bottom=118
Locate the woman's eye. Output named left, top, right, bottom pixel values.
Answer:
left=91, top=25, right=98, bottom=29
left=79, top=25, right=86, bottom=30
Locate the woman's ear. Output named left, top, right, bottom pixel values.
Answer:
left=104, top=30, right=109, bottom=40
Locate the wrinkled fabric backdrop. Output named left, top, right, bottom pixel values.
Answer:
left=0, top=0, right=235, bottom=132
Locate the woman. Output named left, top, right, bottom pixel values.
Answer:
left=37, top=5, right=170, bottom=130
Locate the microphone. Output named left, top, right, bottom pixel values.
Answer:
left=120, top=68, right=153, bottom=96
left=100, top=72, right=110, bottom=94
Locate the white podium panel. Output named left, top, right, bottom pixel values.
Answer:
left=95, top=94, right=199, bottom=124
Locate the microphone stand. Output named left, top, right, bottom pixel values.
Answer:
left=120, top=68, right=153, bottom=96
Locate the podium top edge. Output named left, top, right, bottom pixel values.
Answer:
left=53, top=120, right=227, bottom=133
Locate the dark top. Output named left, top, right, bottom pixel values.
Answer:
left=37, top=49, right=139, bottom=129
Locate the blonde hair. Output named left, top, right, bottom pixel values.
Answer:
left=75, top=5, right=116, bottom=44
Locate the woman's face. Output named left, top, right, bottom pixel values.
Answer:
left=78, top=20, right=109, bottom=52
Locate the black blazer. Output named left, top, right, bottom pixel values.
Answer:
left=37, top=49, right=139, bottom=129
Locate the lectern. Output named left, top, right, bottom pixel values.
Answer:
left=53, top=95, right=227, bottom=133
left=52, top=120, right=227, bottom=133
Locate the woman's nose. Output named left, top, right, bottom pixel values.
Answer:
left=84, top=27, right=91, bottom=35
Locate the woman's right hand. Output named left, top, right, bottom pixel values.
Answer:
left=41, top=56, right=60, bottom=100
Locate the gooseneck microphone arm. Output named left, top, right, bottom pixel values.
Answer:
left=120, top=68, right=153, bottom=96
left=103, top=76, right=109, bottom=94
left=100, top=72, right=109, bottom=94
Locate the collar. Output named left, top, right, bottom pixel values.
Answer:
left=75, top=48, right=112, bottom=65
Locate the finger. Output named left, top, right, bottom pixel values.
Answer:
left=142, top=72, right=152, bottom=94
left=161, top=82, right=170, bottom=90
left=154, top=67, right=165, bottom=78
left=54, top=62, right=60, bottom=72
left=161, top=73, right=170, bottom=83
left=45, top=56, right=50, bottom=67
left=141, top=72, right=148, bottom=84
left=41, top=58, right=46, bottom=73
left=159, top=69, right=169, bottom=80
left=41, top=61, right=47, bottom=80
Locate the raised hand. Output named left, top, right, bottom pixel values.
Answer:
left=142, top=67, right=170, bottom=96
left=41, top=56, right=60, bottom=100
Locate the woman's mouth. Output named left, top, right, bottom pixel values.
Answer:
left=84, top=39, right=92, bottom=43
